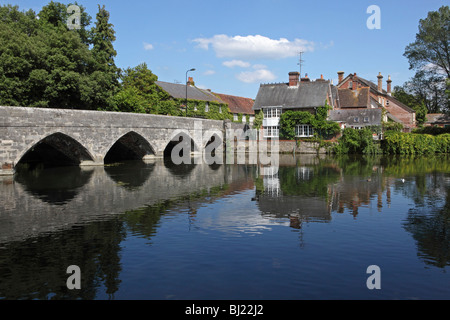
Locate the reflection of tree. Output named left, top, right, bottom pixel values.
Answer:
left=403, top=179, right=450, bottom=268
left=0, top=218, right=125, bottom=299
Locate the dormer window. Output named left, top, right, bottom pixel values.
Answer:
left=354, top=117, right=359, bottom=123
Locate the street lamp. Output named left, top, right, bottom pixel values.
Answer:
left=185, top=68, right=196, bottom=117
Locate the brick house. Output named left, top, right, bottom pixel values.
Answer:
left=336, top=72, right=416, bottom=132
left=252, top=72, right=335, bottom=138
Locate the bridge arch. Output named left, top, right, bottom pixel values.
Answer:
left=15, top=132, right=95, bottom=170
left=104, top=131, right=156, bottom=164
left=163, top=130, right=200, bottom=159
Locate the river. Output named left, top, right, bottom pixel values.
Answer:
left=0, top=154, right=449, bottom=300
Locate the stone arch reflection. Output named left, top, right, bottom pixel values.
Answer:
left=14, top=166, right=94, bottom=205
left=104, top=161, right=155, bottom=190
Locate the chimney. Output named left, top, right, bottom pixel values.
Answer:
left=289, top=71, right=300, bottom=86
left=301, top=73, right=310, bottom=82
left=337, top=71, right=344, bottom=84
left=386, top=75, right=392, bottom=96
left=187, top=76, right=194, bottom=86
left=377, top=72, right=383, bottom=92
left=316, top=74, right=326, bottom=81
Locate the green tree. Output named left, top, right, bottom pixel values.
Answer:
left=109, top=63, right=169, bottom=114
left=402, top=5, right=450, bottom=114
left=90, top=4, right=120, bottom=109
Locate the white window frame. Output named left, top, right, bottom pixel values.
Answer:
left=263, top=107, right=282, bottom=118
left=295, top=124, right=314, bottom=138
left=205, top=102, right=209, bottom=112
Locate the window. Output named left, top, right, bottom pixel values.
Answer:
left=295, top=124, right=314, bottom=137
left=205, top=103, right=209, bottom=112
left=263, top=126, right=279, bottom=137
left=354, top=117, right=359, bottom=123
left=219, top=106, right=222, bottom=113
left=233, top=114, right=238, bottom=121
left=363, top=117, right=369, bottom=123
left=263, top=107, right=282, bottom=118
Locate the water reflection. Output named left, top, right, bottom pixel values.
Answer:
left=104, top=160, right=155, bottom=190
left=14, top=166, right=93, bottom=205
left=0, top=154, right=449, bottom=299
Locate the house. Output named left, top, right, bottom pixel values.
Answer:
left=252, top=71, right=335, bottom=138
left=155, top=78, right=225, bottom=110
left=213, top=93, right=255, bottom=124
left=424, top=113, right=450, bottom=128
left=336, top=72, right=416, bottom=132
left=329, top=109, right=382, bottom=130
left=155, top=77, right=254, bottom=122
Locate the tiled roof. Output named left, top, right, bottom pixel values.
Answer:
left=155, top=81, right=225, bottom=103
left=253, top=81, right=331, bottom=110
left=329, top=109, right=382, bottom=126
left=426, top=113, right=450, bottom=124
left=337, top=87, right=370, bottom=108
left=213, top=93, right=254, bottom=115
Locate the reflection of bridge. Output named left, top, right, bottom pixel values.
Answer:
left=0, top=106, right=244, bottom=175
left=0, top=160, right=252, bottom=243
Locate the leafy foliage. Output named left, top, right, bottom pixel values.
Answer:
left=382, top=131, right=450, bottom=154
left=402, top=5, right=450, bottom=114
left=279, top=105, right=340, bottom=140
left=334, top=128, right=381, bottom=155
left=0, top=2, right=119, bottom=110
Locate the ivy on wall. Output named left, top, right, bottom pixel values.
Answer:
left=279, top=104, right=340, bottom=140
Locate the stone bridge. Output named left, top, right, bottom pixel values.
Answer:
left=0, top=106, right=246, bottom=175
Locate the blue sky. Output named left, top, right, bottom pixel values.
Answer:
left=3, top=0, right=448, bottom=99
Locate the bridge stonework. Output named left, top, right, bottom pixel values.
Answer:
left=0, top=106, right=232, bottom=175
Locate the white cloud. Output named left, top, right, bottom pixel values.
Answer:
left=223, top=60, right=251, bottom=68
left=203, top=70, right=216, bottom=76
left=236, top=69, right=277, bottom=83
left=193, top=34, right=315, bottom=60
left=252, top=64, right=267, bottom=70
left=143, top=42, right=154, bottom=50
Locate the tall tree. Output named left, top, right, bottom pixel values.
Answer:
left=404, top=5, right=450, bottom=78
left=90, top=5, right=120, bottom=109
left=402, top=5, right=450, bottom=114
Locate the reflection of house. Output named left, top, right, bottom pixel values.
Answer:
left=253, top=72, right=335, bottom=138
left=336, top=72, right=416, bottom=132
left=424, top=113, right=450, bottom=128
left=213, top=93, right=255, bottom=124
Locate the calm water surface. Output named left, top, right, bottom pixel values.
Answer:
left=0, top=154, right=449, bottom=300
